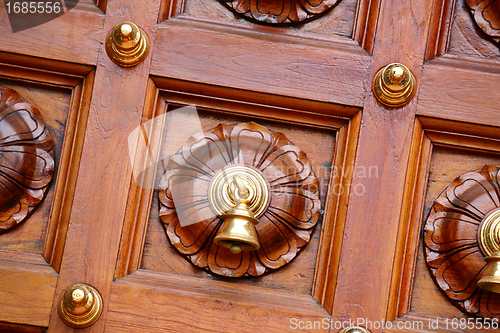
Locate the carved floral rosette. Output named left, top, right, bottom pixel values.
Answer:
left=219, top=0, right=342, bottom=25
left=424, top=165, right=500, bottom=318
left=0, top=88, right=54, bottom=232
left=158, top=122, right=321, bottom=277
left=467, top=0, right=500, bottom=46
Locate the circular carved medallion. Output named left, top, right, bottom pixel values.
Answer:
left=0, top=88, right=55, bottom=232
left=218, top=0, right=342, bottom=25
left=424, top=165, right=500, bottom=318
left=158, top=122, right=321, bottom=277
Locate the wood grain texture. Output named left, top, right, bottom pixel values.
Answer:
left=106, top=270, right=329, bottom=333
left=330, top=0, right=435, bottom=325
left=0, top=88, right=54, bottom=233
left=418, top=55, right=500, bottom=128
left=46, top=0, right=162, bottom=331
left=312, top=110, right=361, bottom=314
left=0, top=252, right=57, bottom=327
left=425, top=0, right=456, bottom=61
left=0, top=1, right=104, bottom=66
left=151, top=21, right=370, bottom=108
left=352, top=0, right=382, bottom=54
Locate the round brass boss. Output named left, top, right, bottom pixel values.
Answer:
left=372, top=63, right=416, bottom=107
left=339, top=327, right=371, bottom=333
left=57, top=284, right=103, bottom=328
left=478, top=208, right=500, bottom=257
left=208, top=165, right=270, bottom=218
left=105, top=21, right=150, bottom=67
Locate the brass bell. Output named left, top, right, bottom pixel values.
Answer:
left=213, top=176, right=260, bottom=254
left=478, top=250, right=500, bottom=293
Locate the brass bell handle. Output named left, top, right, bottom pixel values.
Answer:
left=232, top=175, right=249, bottom=203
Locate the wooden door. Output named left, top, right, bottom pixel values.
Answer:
left=0, top=0, right=499, bottom=331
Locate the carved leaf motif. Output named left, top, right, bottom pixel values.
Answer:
left=219, top=0, right=342, bottom=25
left=0, top=89, right=54, bottom=232
left=158, top=122, right=321, bottom=277
left=424, top=165, right=500, bottom=318
left=467, top=0, right=500, bottom=45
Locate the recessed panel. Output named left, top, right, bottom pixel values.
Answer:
left=0, top=80, right=71, bottom=254
left=141, top=105, right=335, bottom=295
left=412, top=146, right=500, bottom=319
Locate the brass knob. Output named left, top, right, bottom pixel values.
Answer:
left=372, top=63, right=416, bottom=107
left=57, top=284, right=103, bottom=328
left=105, top=21, right=150, bottom=67
left=339, top=327, right=371, bottom=333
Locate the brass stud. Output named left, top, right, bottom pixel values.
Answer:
left=105, top=21, right=150, bottom=67
left=57, top=284, right=103, bottom=328
left=372, top=63, right=416, bottom=107
left=339, top=327, right=371, bottom=333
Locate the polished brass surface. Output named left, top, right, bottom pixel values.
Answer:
left=372, top=63, right=416, bottom=107
left=57, top=284, right=103, bottom=328
left=477, top=209, right=500, bottom=293
left=209, top=165, right=270, bottom=218
left=105, top=21, right=150, bottom=67
left=478, top=250, right=500, bottom=293
left=479, top=208, right=500, bottom=256
left=339, top=327, right=371, bottom=333
left=211, top=169, right=268, bottom=253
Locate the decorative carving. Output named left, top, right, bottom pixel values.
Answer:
left=0, top=89, right=54, bottom=233
left=158, top=122, right=321, bottom=277
left=218, top=0, right=342, bottom=25
left=424, top=165, right=500, bottom=318
left=467, top=0, right=500, bottom=46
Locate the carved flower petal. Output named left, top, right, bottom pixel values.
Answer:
left=260, top=145, right=311, bottom=186
left=161, top=169, right=214, bottom=226
left=256, top=213, right=297, bottom=269
left=480, top=289, right=500, bottom=317
left=435, top=246, right=486, bottom=301
left=0, top=102, right=46, bottom=145
left=0, top=88, right=22, bottom=111
left=166, top=214, right=220, bottom=255
left=424, top=211, right=480, bottom=252
left=233, top=0, right=251, bottom=14
left=446, top=170, right=500, bottom=219
left=267, top=187, right=320, bottom=229
left=300, top=0, right=339, bottom=14
left=0, top=173, right=29, bottom=230
left=462, top=289, right=481, bottom=316
left=0, top=147, right=54, bottom=189
left=247, top=251, right=267, bottom=276
left=208, top=241, right=251, bottom=277
left=251, top=0, right=292, bottom=23
left=230, top=122, right=272, bottom=167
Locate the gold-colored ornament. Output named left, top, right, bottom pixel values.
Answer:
left=105, top=21, right=150, bottom=67
left=339, top=327, right=371, bottom=333
left=209, top=166, right=270, bottom=254
left=57, top=284, right=103, bottom=328
left=477, top=209, right=500, bottom=293
left=372, top=63, right=416, bottom=107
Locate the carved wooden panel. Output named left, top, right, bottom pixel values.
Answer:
left=424, top=165, right=500, bottom=319
left=0, top=88, right=54, bottom=233
left=218, top=0, right=343, bottom=25
left=158, top=121, right=321, bottom=277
